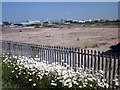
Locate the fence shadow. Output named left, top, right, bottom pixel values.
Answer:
left=102, top=43, right=120, bottom=58
left=109, top=43, right=120, bottom=53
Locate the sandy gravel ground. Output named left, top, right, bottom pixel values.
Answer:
left=1, top=27, right=119, bottom=51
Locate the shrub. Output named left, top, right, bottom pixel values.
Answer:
left=2, top=53, right=109, bottom=89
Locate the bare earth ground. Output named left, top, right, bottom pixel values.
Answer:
left=1, top=27, right=119, bottom=51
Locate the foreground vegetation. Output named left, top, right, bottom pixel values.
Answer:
left=0, top=56, right=2, bottom=90
left=2, top=54, right=110, bottom=90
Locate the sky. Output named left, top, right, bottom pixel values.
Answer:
left=2, top=2, right=118, bottom=22
left=2, top=0, right=120, bottom=2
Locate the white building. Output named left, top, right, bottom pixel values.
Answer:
left=85, top=19, right=92, bottom=22
left=28, top=20, right=41, bottom=24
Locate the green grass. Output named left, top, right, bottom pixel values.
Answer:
left=0, top=56, right=2, bottom=90
left=88, top=43, right=98, bottom=48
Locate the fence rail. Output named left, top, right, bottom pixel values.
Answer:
left=1, top=40, right=120, bottom=89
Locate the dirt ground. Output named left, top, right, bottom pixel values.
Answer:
left=1, top=27, right=119, bottom=51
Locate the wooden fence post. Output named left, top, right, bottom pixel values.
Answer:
left=105, top=52, right=108, bottom=88
left=69, top=48, right=72, bottom=68
left=112, top=52, right=116, bottom=89
left=66, top=48, right=69, bottom=68
left=54, top=46, right=56, bottom=63
left=74, top=48, right=77, bottom=71
left=81, top=49, right=83, bottom=68
left=58, top=46, right=61, bottom=65
left=71, top=47, right=73, bottom=68
left=51, top=46, right=54, bottom=63
left=78, top=48, right=80, bottom=68
left=108, top=51, right=112, bottom=89
left=60, top=47, right=65, bottom=66
left=101, top=51, right=104, bottom=71
left=118, top=52, right=120, bottom=88
left=72, top=47, right=75, bottom=69
left=94, top=50, right=97, bottom=72
left=90, top=50, right=93, bottom=71
left=84, top=49, right=86, bottom=70
left=118, top=52, right=120, bottom=89
left=57, top=46, right=59, bottom=63
left=63, top=47, right=66, bottom=67
left=87, top=50, right=90, bottom=69
left=98, top=51, right=100, bottom=70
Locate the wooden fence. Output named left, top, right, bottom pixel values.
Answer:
left=1, top=40, right=120, bottom=89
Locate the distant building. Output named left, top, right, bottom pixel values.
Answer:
left=85, top=19, right=92, bottom=22
left=64, top=22, right=71, bottom=25
left=72, top=20, right=86, bottom=23
left=60, top=19, right=65, bottom=24
left=0, top=22, right=2, bottom=28
left=78, top=20, right=85, bottom=23
left=2, top=22, right=13, bottom=27
left=42, top=20, right=53, bottom=26
left=27, top=20, right=41, bottom=24
left=42, top=21, right=49, bottom=25
left=64, top=20, right=72, bottom=24
left=20, top=22, right=30, bottom=26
